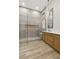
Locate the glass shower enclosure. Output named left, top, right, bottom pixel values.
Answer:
left=19, top=6, right=41, bottom=43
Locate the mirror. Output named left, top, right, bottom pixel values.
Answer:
left=48, top=8, right=53, bottom=29
left=42, top=17, right=46, bottom=31
left=42, top=12, right=46, bottom=31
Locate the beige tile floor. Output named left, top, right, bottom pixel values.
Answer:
left=19, top=40, right=60, bottom=59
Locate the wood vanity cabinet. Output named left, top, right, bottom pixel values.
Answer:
left=53, top=35, right=60, bottom=52
left=42, top=32, right=60, bottom=52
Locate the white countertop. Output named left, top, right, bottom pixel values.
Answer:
left=42, top=31, right=60, bottom=34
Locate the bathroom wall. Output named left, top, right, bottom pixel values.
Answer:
left=41, top=0, right=60, bottom=34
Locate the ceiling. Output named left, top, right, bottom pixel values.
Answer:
left=19, top=0, right=48, bottom=12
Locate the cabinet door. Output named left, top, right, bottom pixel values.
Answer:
left=44, top=33, right=48, bottom=42
left=47, top=34, right=54, bottom=46
left=42, top=33, right=45, bottom=40
left=53, top=37, right=60, bottom=52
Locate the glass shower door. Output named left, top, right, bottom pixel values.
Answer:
left=19, top=7, right=28, bottom=43
left=27, top=10, right=41, bottom=41
left=19, top=7, right=41, bottom=43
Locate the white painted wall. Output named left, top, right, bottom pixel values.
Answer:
left=41, top=0, right=60, bottom=34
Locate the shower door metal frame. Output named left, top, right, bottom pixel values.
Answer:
left=19, top=6, right=29, bottom=43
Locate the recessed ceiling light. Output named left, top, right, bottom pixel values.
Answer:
left=22, top=2, right=24, bottom=6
